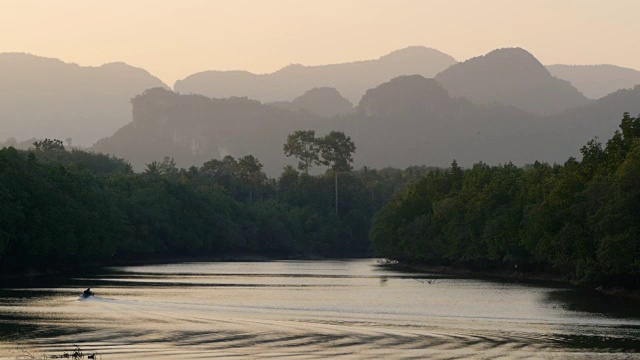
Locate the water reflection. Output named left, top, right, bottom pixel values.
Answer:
left=546, top=288, right=640, bottom=319
left=0, top=259, right=639, bottom=359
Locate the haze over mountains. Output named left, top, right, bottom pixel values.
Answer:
left=269, top=87, right=353, bottom=117
left=546, top=64, right=640, bottom=99
left=174, top=46, right=457, bottom=104
left=435, top=48, right=591, bottom=115
left=93, top=87, right=319, bottom=173
left=94, top=75, right=640, bottom=176
left=0, top=53, right=168, bottom=146
left=3, top=46, right=640, bottom=175
left=173, top=47, right=640, bottom=115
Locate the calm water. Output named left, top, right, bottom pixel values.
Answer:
left=1, top=259, right=640, bottom=359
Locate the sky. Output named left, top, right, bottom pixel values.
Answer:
left=1, top=0, right=638, bottom=86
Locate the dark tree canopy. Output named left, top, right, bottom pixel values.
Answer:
left=0, top=135, right=407, bottom=274
left=372, top=113, right=640, bottom=288
left=283, top=130, right=320, bottom=173
left=283, top=130, right=356, bottom=173
left=318, top=131, right=356, bottom=172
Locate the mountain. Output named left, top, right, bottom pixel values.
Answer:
left=0, top=137, right=39, bottom=150
left=174, top=46, right=457, bottom=104
left=435, top=48, right=591, bottom=115
left=546, top=64, right=640, bottom=99
left=357, top=75, right=459, bottom=118
left=93, top=76, right=640, bottom=176
left=0, top=53, right=168, bottom=146
left=553, top=85, right=640, bottom=144
left=269, top=87, right=353, bottom=117
left=93, top=88, right=321, bottom=173
left=346, top=76, right=550, bottom=168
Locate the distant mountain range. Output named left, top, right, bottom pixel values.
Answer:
left=174, top=47, right=640, bottom=116
left=174, top=46, right=457, bottom=104
left=3, top=47, right=640, bottom=173
left=546, top=64, right=640, bottom=99
left=0, top=53, right=168, bottom=146
left=93, top=75, right=640, bottom=175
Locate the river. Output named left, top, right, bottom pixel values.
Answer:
left=1, top=259, right=639, bottom=359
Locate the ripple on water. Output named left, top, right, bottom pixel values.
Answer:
left=1, top=259, right=639, bottom=359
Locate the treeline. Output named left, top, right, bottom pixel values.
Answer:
left=372, top=113, right=640, bottom=287
left=0, top=139, right=434, bottom=274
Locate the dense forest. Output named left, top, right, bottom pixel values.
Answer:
left=0, top=137, right=434, bottom=274
left=3, top=114, right=640, bottom=289
left=372, top=113, right=640, bottom=288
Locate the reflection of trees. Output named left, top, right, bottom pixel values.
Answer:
left=545, top=289, right=640, bottom=319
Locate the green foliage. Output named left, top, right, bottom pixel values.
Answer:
left=283, top=130, right=320, bottom=173
left=33, top=139, right=65, bottom=152
left=0, top=138, right=422, bottom=274
left=317, top=131, right=357, bottom=172
left=372, top=113, right=640, bottom=287
left=283, top=130, right=356, bottom=172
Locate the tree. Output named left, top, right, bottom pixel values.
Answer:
left=283, top=130, right=356, bottom=215
left=318, top=131, right=356, bottom=216
left=158, top=156, right=179, bottom=180
left=283, top=130, right=320, bottom=173
left=317, top=131, right=356, bottom=172
left=33, top=138, right=66, bottom=162
left=33, top=139, right=65, bottom=152
left=238, top=155, right=267, bottom=200
left=200, top=156, right=240, bottom=195
left=144, top=161, right=161, bottom=178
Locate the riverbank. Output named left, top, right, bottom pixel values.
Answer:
left=381, top=261, right=640, bottom=300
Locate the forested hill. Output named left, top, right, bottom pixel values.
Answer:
left=94, top=78, right=640, bottom=176
left=372, top=113, right=640, bottom=289
left=0, top=138, right=435, bottom=275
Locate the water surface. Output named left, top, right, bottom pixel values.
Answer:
left=1, top=259, right=639, bottom=359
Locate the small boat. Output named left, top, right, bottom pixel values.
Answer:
left=81, top=288, right=95, bottom=298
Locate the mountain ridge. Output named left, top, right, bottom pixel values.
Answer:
left=0, top=52, right=169, bottom=146
left=174, top=46, right=457, bottom=103
left=269, top=87, right=353, bottom=117
left=93, top=75, right=640, bottom=176
left=434, top=47, right=591, bottom=115
left=546, top=64, right=640, bottom=99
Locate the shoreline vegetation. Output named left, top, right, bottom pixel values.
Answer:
left=372, top=113, right=640, bottom=296
left=1, top=114, right=639, bottom=298
left=0, top=133, right=432, bottom=277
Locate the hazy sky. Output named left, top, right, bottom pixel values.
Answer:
left=2, top=0, right=638, bottom=85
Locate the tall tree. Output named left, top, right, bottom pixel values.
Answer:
left=283, top=130, right=321, bottom=173
left=238, top=155, right=267, bottom=200
left=318, top=131, right=356, bottom=215
left=283, top=130, right=356, bottom=215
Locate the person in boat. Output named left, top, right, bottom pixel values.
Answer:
left=83, top=288, right=93, bottom=297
